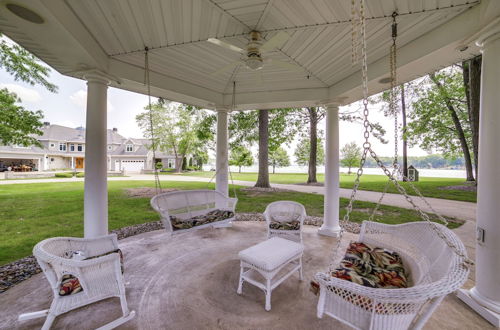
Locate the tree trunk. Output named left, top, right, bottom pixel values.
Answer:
left=239, top=166, right=241, bottom=173
left=468, top=56, right=481, bottom=180
left=174, top=156, right=183, bottom=173
left=401, top=84, right=409, bottom=180
left=307, top=107, right=318, bottom=183
left=348, top=166, right=351, bottom=174
left=430, top=73, right=475, bottom=181
left=273, top=164, right=276, bottom=174
left=255, top=109, right=271, bottom=188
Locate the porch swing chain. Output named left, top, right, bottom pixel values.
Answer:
left=328, top=0, right=472, bottom=273
left=144, top=47, right=162, bottom=194
left=368, top=12, right=399, bottom=222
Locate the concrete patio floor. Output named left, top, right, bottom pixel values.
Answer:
left=0, top=222, right=492, bottom=330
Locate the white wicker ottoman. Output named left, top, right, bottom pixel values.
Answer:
left=237, top=237, right=304, bottom=311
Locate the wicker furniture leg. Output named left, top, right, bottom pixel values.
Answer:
left=237, top=265, right=244, bottom=295
left=265, top=278, right=272, bottom=311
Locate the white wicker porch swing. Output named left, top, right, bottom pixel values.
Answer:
left=313, top=2, right=472, bottom=330
left=143, top=48, right=238, bottom=235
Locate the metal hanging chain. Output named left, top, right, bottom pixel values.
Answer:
left=369, top=12, right=398, bottom=221
left=329, top=1, right=473, bottom=271
left=144, top=47, right=162, bottom=194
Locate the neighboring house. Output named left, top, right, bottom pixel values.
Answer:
left=0, top=123, right=178, bottom=172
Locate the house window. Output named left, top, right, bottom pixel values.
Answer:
left=77, top=144, right=83, bottom=152
left=126, top=144, right=133, bottom=152
left=167, top=159, right=174, bottom=168
left=59, top=143, right=66, bottom=151
left=50, top=143, right=55, bottom=148
left=70, top=144, right=75, bottom=151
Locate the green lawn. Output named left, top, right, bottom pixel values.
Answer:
left=166, top=171, right=476, bottom=202
left=0, top=180, right=462, bottom=265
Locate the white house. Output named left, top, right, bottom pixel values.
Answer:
left=0, top=123, right=177, bottom=172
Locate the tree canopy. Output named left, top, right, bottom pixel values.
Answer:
left=0, top=89, right=43, bottom=147
left=269, top=147, right=290, bottom=174
left=229, top=145, right=253, bottom=173
left=294, top=136, right=325, bottom=166
left=0, top=35, right=57, bottom=146
left=340, top=142, right=362, bottom=174
left=136, top=100, right=205, bottom=172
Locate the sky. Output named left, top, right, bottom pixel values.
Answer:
left=1, top=40, right=429, bottom=160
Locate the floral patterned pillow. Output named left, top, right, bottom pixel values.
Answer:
left=170, top=209, right=234, bottom=230
left=269, top=220, right=301, bottom=230
left=330, top=241, right=408, bottom=289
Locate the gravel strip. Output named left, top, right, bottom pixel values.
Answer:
left=0, top=213, right=359, bottom=293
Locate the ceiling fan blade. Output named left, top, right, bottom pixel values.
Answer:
left=207, top=38, right=244, bottom=54
left=270, top=59, right=302, bottom=71
left=211, top=61, right=241, bottom=75
left=261, top=31, right=290, bottom=52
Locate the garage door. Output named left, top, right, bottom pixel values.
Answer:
left=120, top=160, right=145, bottom=172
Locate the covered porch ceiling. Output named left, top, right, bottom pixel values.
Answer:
left=0, top=0, right=498, bottom=110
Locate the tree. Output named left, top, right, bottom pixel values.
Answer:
left=0, top=35, right=57, bottom=145
left=0, top=89, right=43, bottom=147
left=462, top=56, right=481, bottom=179
left=136, top=100, right=200, bottom=173
left=292, top=107, right=325, bottom=183
left=341, top=142, right=362, bottom=174
left=269, top=147, right=290, bottom=174
left=229, top=146, right=253, bottom=173
left=255, top=109, right=270, bottom=187
left=405, top=68, right=475, bottom=181
left=294, top=136, right=324, bottom=167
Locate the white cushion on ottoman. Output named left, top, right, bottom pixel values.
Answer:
left=238, top=237, right=304, bottom=272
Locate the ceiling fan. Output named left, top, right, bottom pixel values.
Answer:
left=207, top=31, right=301, bottom=75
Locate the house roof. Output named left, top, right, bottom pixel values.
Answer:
left=0, top=125, right=173, bottom=158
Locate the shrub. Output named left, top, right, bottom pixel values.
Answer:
left=76, top=172, right=85, bottom=178
left=55, top=172, right=73, bottom=178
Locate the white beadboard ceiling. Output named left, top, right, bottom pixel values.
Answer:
left=0, top=0, right=487, bottom=108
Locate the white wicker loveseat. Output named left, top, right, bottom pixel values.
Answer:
left=19, top=234, right=135, bottom=330
left=315, top=221, right=469, bottom=330
left=151, top=189, right=237, bottom=234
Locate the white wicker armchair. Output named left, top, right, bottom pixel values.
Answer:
left=151, top=189, right=237, bottom=234
left=19, top=234, right=135, bottom=330
left=264, top=201, right=306, bottom=243
left=315, top=221, right=470, bottom=330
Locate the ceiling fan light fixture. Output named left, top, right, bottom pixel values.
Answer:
left=245, top=58, right=263, bottom=70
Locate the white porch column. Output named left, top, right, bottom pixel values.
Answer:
left=83, top=73, right=109, bottom=238
left=458, top=23, right=500, bottom=327
left=216, top=107, right=229, bottom=197
left=319, top=103, right=341, bottom=237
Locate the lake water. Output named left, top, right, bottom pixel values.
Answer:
left=204, top=165, right=467, bottom=179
